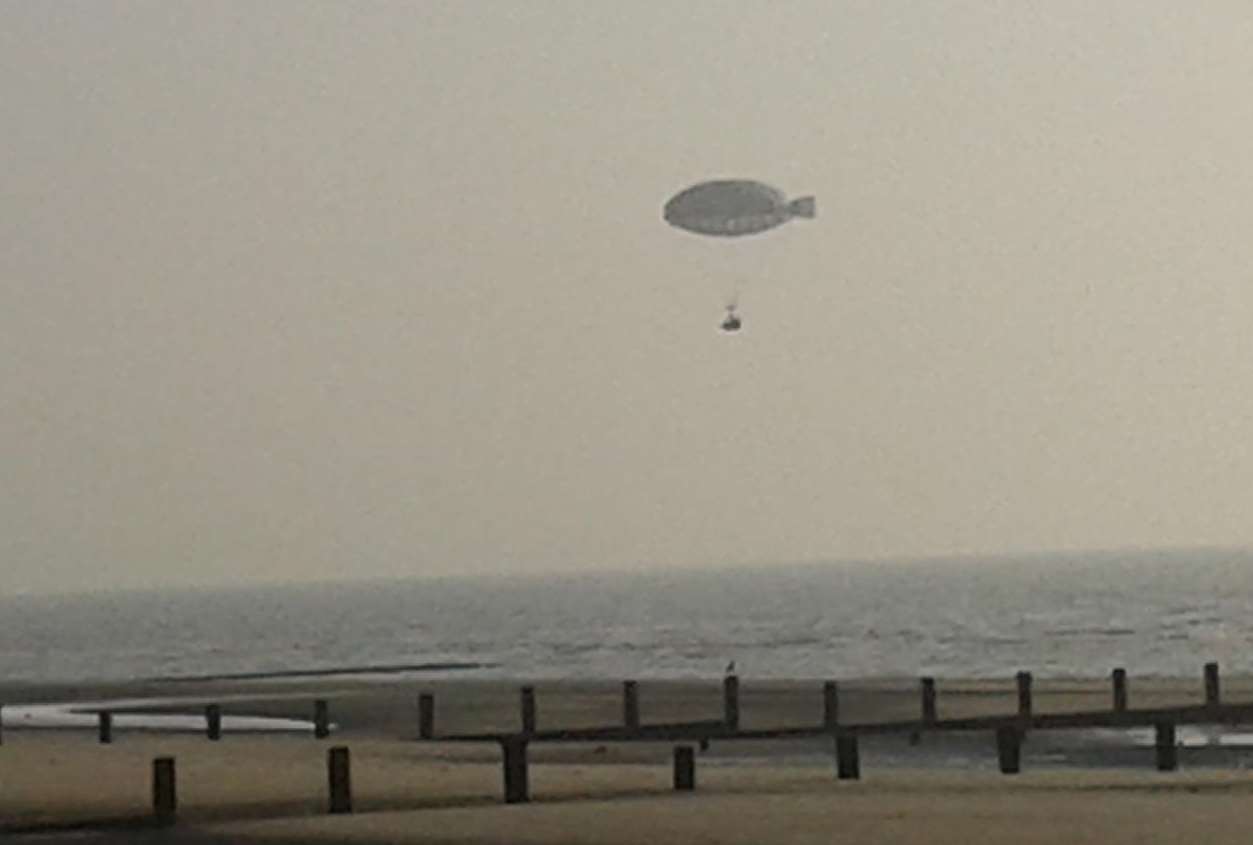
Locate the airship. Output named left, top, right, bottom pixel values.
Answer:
left=663, top=179, right=816, bottom=237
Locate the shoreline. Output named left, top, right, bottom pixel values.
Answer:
left=5, top=674, right=1250, bottom=728
left=5, top=675, right=1253, bottom=757
left=6, top=676, right=1253, bottom=842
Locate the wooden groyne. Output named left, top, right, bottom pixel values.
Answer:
left=435, top=664, right=1253, bottom=744
left=4, top=662, right=1253, bottom=827
left=420, top=662, right=1253, bottom=800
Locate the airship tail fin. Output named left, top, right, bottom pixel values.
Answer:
left=788, top=196, right=816, bottom=219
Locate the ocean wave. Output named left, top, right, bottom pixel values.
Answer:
left=1048, top=626, right=1137, bottom=638
left=9, top=553, right=1253, bottom=682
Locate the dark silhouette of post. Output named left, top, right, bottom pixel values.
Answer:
left=520, top=686, right=536, bottom=734
left=314, top=699, right=330, bottom=739
left=835, top=733, right=860, bottom=780
left=1204, top=662, right=1220, bottom=707
left=327, top=746, right=352, bottom=814
left=502, top=737, right=529, bottom=803
left=823, top=681, right=839, bottom=731
left=152, top=757, right=176, bottom=826
left=1155, top=722, right=1177, bottom=771
left=1112, top=668, right=1128, bottom=713
left=623, top=681, right=640, bottom=731
left=418, top=694, right=435, bottom=740
left=98, top=711, right=113, bottom=744
left=996, top=726, right=1021, bottom=774
left=723, top=675, right=739, bottom=731
left=0, top=704, right=4, bottom=746
left=205, top=704, right=221, bottom=741
left=1016, top=671, right=1033, bottom=721
left=920, top=677, right=937, bottom=726
left=673, top=745, right=695, bottom=790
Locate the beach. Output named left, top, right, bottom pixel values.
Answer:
left=192, top=771, right=1253, bottom=845
left=5, top=675, right=1253, bottom=842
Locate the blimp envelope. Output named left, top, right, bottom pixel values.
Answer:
left=664, top=179, right=815, bottom=237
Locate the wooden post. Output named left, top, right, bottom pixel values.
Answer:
left=1016, top=671, right=1033, bottom=721
left=1204, top=662, right=1220, bottom=707
left=205, top=704, right=222, bottom=741
left=623, top=681, right=640, bottom=731
left=0, top=704, right=4, bottom=746
left=673, top=745, right=695, bottom=791
left=996, top=726, right=1021, bottom=774
left=823, top=681, right=839, bottom=730
left=502, top=737, right=529, bottom=804
left=520, top=686, right=536, bottom=734
left=314, top=699, right=330, bottom=739
left=1112, top=668, right=1128, bottom=713
left=920, top=677, right=937, bottom=726
left=152, top=757, right=177, bottom=825
left=418, top=693, right=435, bottom=740
left=98, top=711, right=113, bottom=744
left=1155, top=722, right=1177, bottom=771
left=723, top=675, right=740, bottom=731
left=327, top=746, right=352, bottom=814
left=835, top=733, right=860, bottom=780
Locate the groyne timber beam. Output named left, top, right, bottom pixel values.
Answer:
left=435, top=702, right=1253, bottom=744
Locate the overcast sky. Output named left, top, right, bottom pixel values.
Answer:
left=5, top=2, right=1253, bottom=595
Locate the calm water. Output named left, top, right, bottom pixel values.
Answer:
left=4, top=549, right=1253, bottom=684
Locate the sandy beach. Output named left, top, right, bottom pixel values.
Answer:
left=5, top=675, right=1253, bottom=842
left=8, top=751, right=1253, bottom=844
left=196, top=770, right=1253, bottom=845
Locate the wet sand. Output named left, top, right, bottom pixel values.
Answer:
left=4, top=675, right=1253, bottom=842
left=5, top=673, right=1249, bottom=738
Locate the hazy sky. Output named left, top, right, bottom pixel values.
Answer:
left=5, top=2, right=1253, bottom=594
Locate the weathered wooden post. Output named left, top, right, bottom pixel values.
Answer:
left=723, top=675, right=740, bottom=731
left=98, top=711, right=113, bottom=744
left=673, top=745, right=695, bottom=790
left=1155, top=722, right=1177, bottom=771
left=327, top=746, right=352, bottom=814
left=520, top=686, right=536, bottom=734
left=996, top=726, right=1021, bottom=774
left=920, top=677, right=937, bottom=726
left=623, top=681, right=640, bottom=731
left=502, top=737, right=529, bottom=804
left=205, top=704, right=222, bottom=741
left=314, top=699, right=330, bottom=739
left=1016, top=671, right=1033, bottom=721
left=1112, top=668, right=1128, bottom=713
left=835, top=732, right=860, bottom=780
left=152, top=757, right=177, bottom=825
left=418, top=693, right=435, bottom=740
left=823, top=681, right=839, bottom=731
left=1204, top=662, right=1220, bottom=707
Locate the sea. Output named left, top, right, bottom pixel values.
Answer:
left=3, top=548, right=1253, bottom=685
